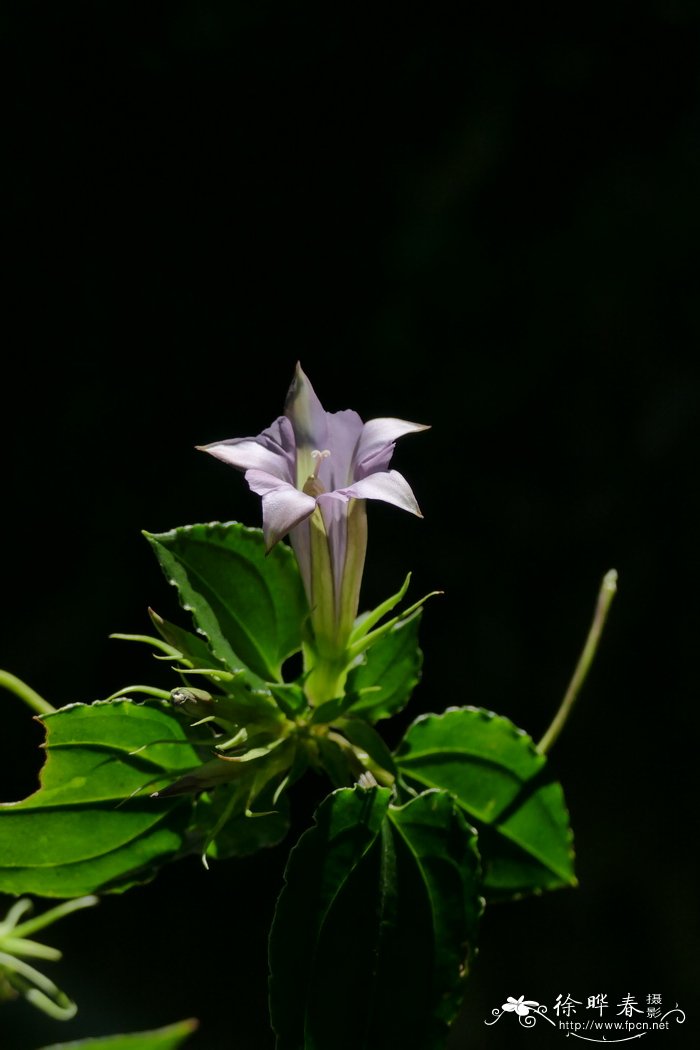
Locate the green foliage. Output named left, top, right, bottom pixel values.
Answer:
left=148, top=608, right=229, bottom=672
left=37, top=1019, right=198, bottom=1050
left=204, top=790, right=290, bottom=861
left=0, top=702, right=201, bottom=897
left=145, top=522, right=307, bottom=682
left=395, top=707, right=576, bottom=900
left=344, top=610, right=423, bottom=722
left=339, top=718, right=397, bottom=778
left=1, top=517, right=584, bottom=1048
left=269, top=786, right=481, bottom=1050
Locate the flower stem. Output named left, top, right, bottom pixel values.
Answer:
left=0, top=670, right=55, bottom=716
left=537, top=569, right=618, bottom=755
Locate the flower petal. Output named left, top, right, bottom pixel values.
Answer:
left=323, top=409, right=364, bottom=490
left=197, top=417, right=295, bottom=483
left=284, top=362, right=329, bottom=487
left=316, top=493, right=351, bottom=612
left=245, top=469, right=317, bottom=549
left=336, top=469, right=423, bottom=517
left=354, top=417, right=429, bottom=476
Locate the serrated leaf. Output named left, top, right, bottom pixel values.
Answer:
left=394, top=707, right=576, bottom=900
left=344, top=611, right=423, bottom=722
left=269, top=786, right=481, bottom=1050
left=0, top=702, right=202, bottom=897
left=37, top=1018, right=198, bottom=1050
left=387, top=792, right=481, bottom=1021
left=145, top=523, right=307, bottom=683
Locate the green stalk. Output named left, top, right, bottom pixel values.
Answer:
left=10, top=896, right=98, bottom=940
left=537, top=569, right=618, bottom=755
left=0, top=670, right=55, bottom=716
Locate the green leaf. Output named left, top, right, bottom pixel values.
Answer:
left=344, top=610, right=423, bottom=722
left=316, top=737, right=354, bottom=787
left=309, top=693, right=355, bottom=725
left=0, top=701, right=202, bottom=897
left=269, top=786, right=481, bottom=1050
left=268, top=682, right=308, bottom=719
left=37, top=1019, right=198, bottom=1050
left=387, top=792, right=481, bottom=1023
left=394, top=707, right=576, bottom=900
left=148, top=608, right=229, bottom=672
left=203, top=785, right=291, bottom=860
left=340, top=718, right=397, bottom=777
left=145, top=523, right=307, bottom=683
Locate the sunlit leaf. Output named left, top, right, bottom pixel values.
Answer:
left=395, top=707, right=576, bottom=899
left=0, top=702, right=203, bottom=897
left=37, top=1018, right=198, bottom=1050
left=269, top=785, right=481, bottom=1050
left=344, top=611, right=423, bottom=722
left=145, top=523, right=307, bottom=682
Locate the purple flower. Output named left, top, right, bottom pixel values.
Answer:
left=198, top=364, right=428, bottom=700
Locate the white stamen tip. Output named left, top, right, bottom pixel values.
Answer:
left=310, top=448, right=331, bottom=480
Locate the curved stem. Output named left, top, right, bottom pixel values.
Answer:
left=0, top=670, right=55, bottom=716
left=537, top=569, right=618, bottom=755
left=0, top=950, right=76, bottom=1020
left=104, top=685, right=171, bottom=702
left=10, top=896, right=98, bottom=940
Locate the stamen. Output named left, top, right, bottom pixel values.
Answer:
left=311, top=449, right=331, bottom=477
left=303, top=450, right=331, bottom=498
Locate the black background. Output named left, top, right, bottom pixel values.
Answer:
left=1, top=2, right=698, bottom=1047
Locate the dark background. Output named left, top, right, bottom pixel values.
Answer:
left=1, top=2, right=698, bottom=1047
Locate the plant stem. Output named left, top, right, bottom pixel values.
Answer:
left=10, top=896, right=98, bottom=940
left=0, top=670, right=55, bottom=716
left=537, top=569, right=618, bottom=755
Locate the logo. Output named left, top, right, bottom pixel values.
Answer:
left=485, top=993, right=686, bottom=1042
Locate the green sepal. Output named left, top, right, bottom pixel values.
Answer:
left=0, top=701, right=205, bottom=897
left=145, top=522, right=307, bottom=683
left=349, top=572, right=412, bottom=643
left=394, top=706, right=576, bottom=900
left=269, top=786, right=482, bottom=1050
left=37, top=1018, right=198, bottom=1050
left=345, top=610, right=423, bottom=723
left=348, top=592, right=439, bottom=662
